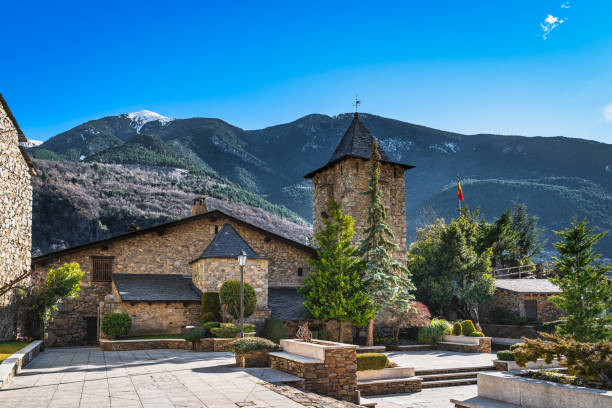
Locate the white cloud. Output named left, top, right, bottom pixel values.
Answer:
left=561, top=1, right=571, bottom=8
left=604, top=103, right=612, bottom=121
left=541, top=14, right=567, bottom=39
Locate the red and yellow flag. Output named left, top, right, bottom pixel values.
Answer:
left=458, top=181, right=464, bottom=201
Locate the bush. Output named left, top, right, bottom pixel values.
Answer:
left=184, top=328, right=207, bottom=344
left=101, top=313, right=132, bottom=339
left=264, top=318, right=285, bottom=344
left=469, top=331, right=485, bottom=337
left=497, top=350, right=515, bottom=361
left=200, top=292, right=221, bottom=324
left=431, top=317, right=452, bottom=334
left=452, top=322, right=463, bottom=336
left=461, top=320, right=476, bottom=336
left=219, top=280, right=257, bottom=321
left=357, top=353, right=390, bottom=371
left=509, top=342, right=523, bottom=351
left=211, top=326, right=241, bottom=338
left=202, top=321, right=220, bottom=332
left=225, top=337, right=278, bottom=354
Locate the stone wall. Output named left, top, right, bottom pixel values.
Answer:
left=480, top=288, right=564, bottom=323
left=311, top=158, right=407, bottom=263
left=32, top=214, right=314, bottom=345
left=192, top=257, right=269, bottom=308
left=0, top=101, right=33, bottom=340
left=358, top=378, right=422, bottom=396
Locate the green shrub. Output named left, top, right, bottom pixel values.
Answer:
left=211, top=326, right=240, bottom=338
left=101, top=313, right=132, bottom=339
left=184, top=328, right=207, bottom=344
left=431, top=317, right=452, bottom=334
left=452, top=322, right=463, bottom=336
left=418, top=317, right=451, bottom=344
left=509, top=342, right=523, bottom=351
left=496, top=350, right=515, bottom=361
left=225, top=337, right=278, bottom=354
left=469, top=331, right=485, bottom=337
left=202, top=321, right=220, bottom=332
left=461, top=320, right=476, bottom=336
left=219, top=280, right=257, bottom=320
left=200, top=292, right=221, bottom=324
left=357, top=353, right=390, bottom=371
left=263, top=318, right=285, bottom=344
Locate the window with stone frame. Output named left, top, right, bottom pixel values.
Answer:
left=92, top=256, right=114, bottom=282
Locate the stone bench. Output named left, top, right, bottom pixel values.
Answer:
left=357, top=345, right=386, bottom=353
left=439, top=335, right=491, bottom=353
left=0, top=341, right=43, bottom=389
left=451, top=396, right=520, bottom=408
left=358, top=376, right=422, bottom=396
left=99, top=339, right=192, bottom=351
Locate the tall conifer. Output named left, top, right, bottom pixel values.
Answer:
left=359, top=140, right=415, bottom=346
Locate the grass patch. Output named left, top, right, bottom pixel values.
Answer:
left=121, top=334, right=186, bottom=340
left=0, top=342, right=30, bottom=363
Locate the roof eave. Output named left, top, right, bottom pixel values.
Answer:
left=303, top=155, right=415, bottom=179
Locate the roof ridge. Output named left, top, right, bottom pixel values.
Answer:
left=198, top=223, right=263, bottom=260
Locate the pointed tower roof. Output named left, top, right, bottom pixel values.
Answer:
left=197, top=224, right=263, bottom=260
left=304, top=112, right=414, bottom=178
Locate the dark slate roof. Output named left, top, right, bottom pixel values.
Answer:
left=494, top=279, right=561, bottom=294
left=113, top=273, right=202, bottom=302
left=197, top=223, right=263, bottom=260
left=304, top=113, right=414, bottom=178
left=268, top=288, right=310, bottom=321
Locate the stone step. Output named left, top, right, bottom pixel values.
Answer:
left=357, top=345, right=386, bottom=353
left=419, top=371, right=480, bottom=382
left=451, top=396, right=521, bottom=408
left=415, top=365, right=495, bottom=376
left=421, top=378, right=478, bottom=388
left=386, top=344, right=434, bottom=352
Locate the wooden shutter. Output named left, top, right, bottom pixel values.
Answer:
left=92, top=256, right=114, bottom=282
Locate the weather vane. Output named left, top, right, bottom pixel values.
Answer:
left=353, top=95, right=361, bottom=113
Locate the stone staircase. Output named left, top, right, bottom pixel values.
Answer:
left=415, top=366, right=496, bottom=388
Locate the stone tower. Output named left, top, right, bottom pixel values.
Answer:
left=304, top=113, right=414, bottom=262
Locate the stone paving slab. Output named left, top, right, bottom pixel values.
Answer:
left=361, top=384, right=478, bottom=408
left=0, top=347, right=305, bottom=408
left=385, top=350, right=497, bottom=371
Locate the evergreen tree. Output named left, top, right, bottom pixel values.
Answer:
left=299, top=196, right=376, bottom=342
left=550, top=218, right=612, bottom=342
left=511, top=204, right=545, bottom=260
left=358, top=140, right=415, bottom=346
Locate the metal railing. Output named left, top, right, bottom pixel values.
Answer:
left=491, top=264, right=536, bottom=279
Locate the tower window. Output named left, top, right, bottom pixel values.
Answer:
left=215, top=225, right=219, bottom=234
left=355, top=162, right=359, bottom=171
left=394, top=168, right=397, bottom=178
left=298, top=268, right=303, bottom=277
left=92, top=256, right=113, bottom=282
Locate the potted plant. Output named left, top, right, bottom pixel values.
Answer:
left=225, top=337, right=278, bottom=367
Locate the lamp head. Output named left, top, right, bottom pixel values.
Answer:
left=237, top=250, right=247, bottom=267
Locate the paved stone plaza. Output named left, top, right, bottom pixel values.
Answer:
left=0, top=347, right=306, bottom=408
left=361, top=384, right=477, bottom=408
left=385, top=350, right=497, bottom=370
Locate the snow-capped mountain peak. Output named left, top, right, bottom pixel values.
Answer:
left=125, top=110, right=174, bottom=133
left=19, top=139, right=43, bottom=149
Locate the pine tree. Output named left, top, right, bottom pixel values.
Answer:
left=550, top=218, right=612, bottom=342
left=358, top=140, right=415, bottom=346
left=299, top=196, right=376, bottom=342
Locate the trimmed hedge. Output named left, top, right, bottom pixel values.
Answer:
left=509, top=342, right=523, bottom=351
left=225, top=337, right=278, bottom=354
left=185, top=328, right=207, bottom=343
left=452, top=322, right=463, bottom=336
left=220, top=280, right=257, bottom=320
left=202, top=321, right=220, bottom=332
left=264, top=318, right=285, bottom=344
left=461, top=320, right=476, bottom=336
left=211, top=326, right=240, bottom=338
left=496, top=350, right=515, bottom=361
left=357, top=353, right=389, bottom=371
left=469, top=331, right=485, bottom=337
left=101, top=313, right=132, bottom=339
left=200, top=292, right=221, bottom=324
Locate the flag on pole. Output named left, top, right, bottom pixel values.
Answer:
left=457, top=181, right=464, bottom=201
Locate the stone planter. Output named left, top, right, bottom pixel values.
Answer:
left=357, top=367, right=415, bottom=381
left=460, top=371, right=612, bottom=408
left=442, top=335, right=480, bottom=344
left=493, top=358, right=562, bottom=372
left=234, top=350, right=270, bottom=368
left=440, top=335, right=491, bottom=353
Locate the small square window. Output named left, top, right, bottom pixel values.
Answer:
left=215, top=225, right=219, bottom=234
left=297, top=268, right=303, bottom=277
left=92, top=256, right=113, bottom=282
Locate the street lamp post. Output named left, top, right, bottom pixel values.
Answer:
left=237, top=250, right=247, bottom=338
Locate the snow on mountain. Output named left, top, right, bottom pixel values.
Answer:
left=125, top=110, right=174, bottom=133
left=19, top=139, right=43, bottom=149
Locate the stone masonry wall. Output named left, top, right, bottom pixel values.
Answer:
left=32, top=215, right=314, bottom=345
left=192, top=257, right=268, bottom=308
left=480, top=288, right=564, bottom=323
left=312, top=158, right=407, bottom=263
left=0, top=101, right=33, bottom=340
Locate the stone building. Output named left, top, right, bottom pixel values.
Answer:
left=304, top=112, right=414, bottom=261
left=0, top=94, right=37, bottom=340
left=480, top=279, right=564, bottom=323
left=32, top=198, right=316, bottom=346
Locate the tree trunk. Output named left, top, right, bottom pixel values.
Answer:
left=338, top=321, right=344, bottom=343
left=366, top=319, right=374, bottom=346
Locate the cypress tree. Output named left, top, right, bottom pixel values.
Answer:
left=299, top=196, right=376, bottom=342
left=358, top=140, right=415, bottom=346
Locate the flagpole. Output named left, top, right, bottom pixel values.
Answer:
left=457, top=174, right=461, bottom=212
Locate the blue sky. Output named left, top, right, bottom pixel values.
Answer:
left=3, top=1, right=612, bottom=143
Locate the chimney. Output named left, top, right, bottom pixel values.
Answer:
left=192, top=196, right=210, bottom=216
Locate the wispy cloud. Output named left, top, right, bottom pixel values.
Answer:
left=541, top=14, right=567, bottom=39
left=560, top=1, right=571, bottom=9
left=603, top=103, right=612, bottom=121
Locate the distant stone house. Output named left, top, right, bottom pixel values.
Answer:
left=0, top=94, right=37, bottom=340
left=481, top=279, right=564, bottom=323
